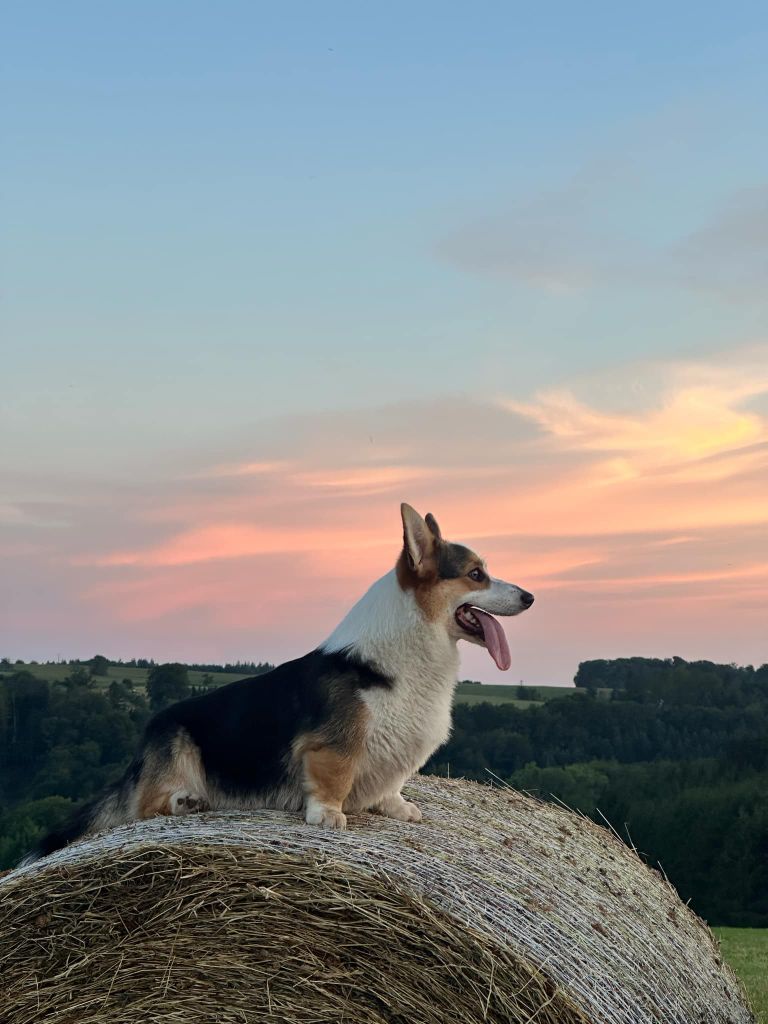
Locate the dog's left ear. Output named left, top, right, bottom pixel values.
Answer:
left=425, top=513, right=442, bottom=541
left=401, top=503, right=437, bottom=572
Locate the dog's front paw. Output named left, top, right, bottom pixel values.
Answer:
left=391, top=799, right=422, bottom=823
left=305, top=799, right=347, bottom=830
left=373, top=794, right=422, bottom=822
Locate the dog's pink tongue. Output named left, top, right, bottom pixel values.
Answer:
left=472, top=609, right=511, bottom=671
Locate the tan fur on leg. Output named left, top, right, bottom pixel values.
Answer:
left=294, top=693, right=368, bottom=830
left=303, top=746, right=357, bottom=829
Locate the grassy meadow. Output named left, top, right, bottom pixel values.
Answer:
left=11, top=661, right=233, bottom=691
left=454, top=681, right=576, bottom=704
left=716, top=928, right=768, bottom=1023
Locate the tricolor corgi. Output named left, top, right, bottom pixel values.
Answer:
left=22, top=504, right=533, bottom=862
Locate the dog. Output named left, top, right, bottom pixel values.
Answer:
left=21, top=503, right=533, bottom=863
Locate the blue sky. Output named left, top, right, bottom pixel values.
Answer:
left=2, top=3, right=768, bottom=680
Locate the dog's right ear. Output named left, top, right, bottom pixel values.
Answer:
left=401, top=503, right=436, bottom=573
left=424, top=513, right=442, bottom=541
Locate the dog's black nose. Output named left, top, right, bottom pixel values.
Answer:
left=520, top=590, right=535, bottom=607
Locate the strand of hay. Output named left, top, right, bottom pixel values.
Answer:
left=0, top=776, right=754, bottom=1024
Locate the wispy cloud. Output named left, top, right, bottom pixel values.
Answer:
left=671, top=185, right=768, bottom=299
left=292, top=465, right=435, bottom=496
left=505, top=350, right=768, bottom=469
left=438, top=176, right=768, bottom=303
left=192, top=460, right=291, bottom=480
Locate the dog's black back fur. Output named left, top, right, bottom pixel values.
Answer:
left=147, top=649, right=390, bottom=795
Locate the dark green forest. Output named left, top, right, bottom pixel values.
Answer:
left=1, top=655, right=766, bottom=927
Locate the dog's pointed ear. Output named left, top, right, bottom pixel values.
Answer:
left=401, top=503, right=436, bottom=572
left=425, top=513, right=442, bottom=541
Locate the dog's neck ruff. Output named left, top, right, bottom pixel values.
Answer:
left=322, top=570, right=457, bottom=685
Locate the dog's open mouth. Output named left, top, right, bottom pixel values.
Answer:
left=455, top=604, right=511, bottom=671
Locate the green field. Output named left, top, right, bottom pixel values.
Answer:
left=11, top=663, right=577, bottom=704
left=715, top=928, right=767, bottom=1022
left=11, top=662, right=244, bottom=691
left=454, top=681, right=577, bottom=704
left=456, top=694, right=542, bottom=707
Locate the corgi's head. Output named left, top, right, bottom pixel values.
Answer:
left=396, top=503, right=533, bottom=671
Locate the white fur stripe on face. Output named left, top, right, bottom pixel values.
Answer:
left=467, top=578, right=529, bottom=616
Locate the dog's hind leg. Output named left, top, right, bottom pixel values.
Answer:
left=135, top=729, right=210, bottom=819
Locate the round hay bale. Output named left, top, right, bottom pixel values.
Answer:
left=0, top=776, right=754, bottom=1024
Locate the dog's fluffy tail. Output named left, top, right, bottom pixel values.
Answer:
left=17, top=764, right=139, bottom=867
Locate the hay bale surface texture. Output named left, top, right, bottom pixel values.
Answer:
left=0, top=776, right=754, bottom=1024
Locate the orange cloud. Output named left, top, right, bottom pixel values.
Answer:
left=93, top=523, right=387, bottom=568
left=504, top=354, right=768, bottom=467
left=543, top=561, right=768, bottom=590
left=80, top=351, right=768, bottom=582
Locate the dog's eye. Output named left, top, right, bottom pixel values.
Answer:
left=468, top=567, right=486, bottom=583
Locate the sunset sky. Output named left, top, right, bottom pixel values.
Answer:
left=3, top=3, right=767, bottom=683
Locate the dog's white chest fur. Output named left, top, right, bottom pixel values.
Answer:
left=323, top=570, right=459, bottom=810
left=351, top=661, right=457, bottom=806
